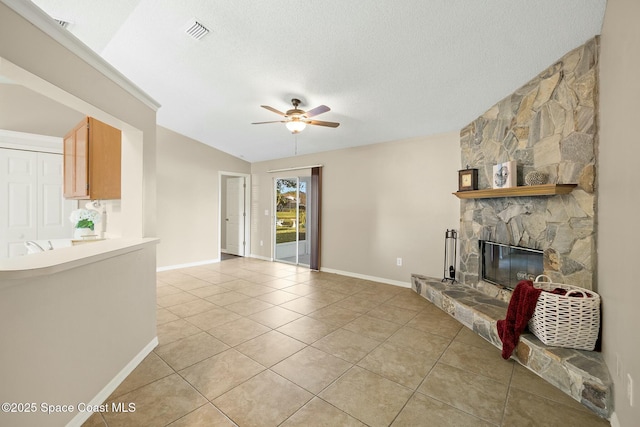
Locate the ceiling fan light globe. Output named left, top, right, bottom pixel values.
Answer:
left=285, top=120, right=306, bottom=133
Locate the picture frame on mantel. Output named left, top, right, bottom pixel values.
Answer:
left=458, top=167, right=478, bottom=191
left=493, top=161, right=517, bottom=189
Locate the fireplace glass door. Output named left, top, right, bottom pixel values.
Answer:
left=481, top=241, right=543, bottom=289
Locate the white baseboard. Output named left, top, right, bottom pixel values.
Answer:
left=66, top=337, right=158, bottom=427
left=320, top=267, right=411, bottom=288
left=158, top=256, right=410, bottom=289
left=157, top=259, right=219, bottom=272
left=247, top=256, right=410, bottom=287
left=249, top=254, right=273, bottom=262
left=609, top=412, right=620, bottom=427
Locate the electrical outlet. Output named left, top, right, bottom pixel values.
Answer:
left=264, top=210, right=269, bottom=216
left=628, top=374, right=634, bottom=407
left=260, top=240, right=263, bottom=246
left=396, top=257, right=402, bottom=266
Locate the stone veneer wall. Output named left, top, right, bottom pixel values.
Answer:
left=459, top=37, right=599, bottom=291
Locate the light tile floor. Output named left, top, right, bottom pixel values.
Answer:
left=84, top=257, right=610, bottom=427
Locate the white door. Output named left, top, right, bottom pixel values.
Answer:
left=0, top=149, right=76, bottom=258
left=225, top=177, right=245, bottom=256
left=38, top=152, right=76, bottom=239
left=0, top=149, right=37, bottom=258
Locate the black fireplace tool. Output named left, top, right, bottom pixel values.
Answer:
left=442, top=229, right=457, bottom=283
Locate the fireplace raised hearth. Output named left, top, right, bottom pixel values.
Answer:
left=411, top=274, right=612, bottom=419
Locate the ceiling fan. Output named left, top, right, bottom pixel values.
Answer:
left=252, top=98, right=340, bottom=134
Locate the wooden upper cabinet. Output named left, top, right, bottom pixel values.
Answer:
left=63, top=117, right=121, bottom=199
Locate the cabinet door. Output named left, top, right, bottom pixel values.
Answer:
left=88, top=117, right=121, bottom=199
left=63, top=132, right=75, bottom=198
left=73, top=123, right=89, bottom=198
left=63, top=119, right=89, bottom=198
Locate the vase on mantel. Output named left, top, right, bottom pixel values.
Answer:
left=74, top=228, right=95, bottom=239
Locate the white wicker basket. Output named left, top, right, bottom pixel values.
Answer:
left=528, top=275, right=601, bottom=350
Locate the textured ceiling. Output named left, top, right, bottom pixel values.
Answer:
left=26, top=0, right=606, bottom=162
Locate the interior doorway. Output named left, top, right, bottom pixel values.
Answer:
left=220, top=172, right=250, bottom=259
left=274, top=176, right=311, bottom=266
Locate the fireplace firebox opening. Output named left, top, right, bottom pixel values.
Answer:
left=480, top=241, right=543, bottom=290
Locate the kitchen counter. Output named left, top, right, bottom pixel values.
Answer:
left=0, top=238, right=159, bottom=284
left=0, top=237, right=159, bottom=426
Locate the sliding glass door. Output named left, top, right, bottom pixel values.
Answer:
left=274, top=176, right=311, bottom=266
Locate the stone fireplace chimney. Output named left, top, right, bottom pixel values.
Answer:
left=458, top=37, right=599, bottom=292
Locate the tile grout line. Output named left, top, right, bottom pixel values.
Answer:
left=499, top=362, right=517, bottom=427
left=133, top=261, right=497, bottom=426
left=405, top=326, right=503, bottom=426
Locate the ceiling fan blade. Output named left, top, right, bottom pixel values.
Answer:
left=251, top=120, right=286, bottom=124
left=260, top=105, right=286, bottom=116
left=307, top=120, right=340, bottom=128
left=305, top=105, right=330, bottom=118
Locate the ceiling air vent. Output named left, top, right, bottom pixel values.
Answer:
left=184, top=19, right=210, bottom=41
left=54, top=18, right=71, bottom=29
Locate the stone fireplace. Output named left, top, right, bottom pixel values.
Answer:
left=458, top=36, right=599, bottom=294
left=411, top=36, right=611, bottom=419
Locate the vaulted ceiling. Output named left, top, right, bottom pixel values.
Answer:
left=24, top=0, right=606, bottom=162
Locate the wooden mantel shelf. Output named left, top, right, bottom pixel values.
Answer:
left=453, top=184, right=577, bottom=199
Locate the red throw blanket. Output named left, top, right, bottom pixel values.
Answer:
left=496, top=280, right=542, bottom=359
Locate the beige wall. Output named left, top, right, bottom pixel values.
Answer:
left=0, top=83, right=85, bottom=136
left=156, top=126, right=251, bottom=267
left=251, top=132, right=460, bottom=285
left=599, top=0, right=640, bottom=424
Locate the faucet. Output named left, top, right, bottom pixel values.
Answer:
left=25, top=241, right=45, bottom=252
left=24, top=240, right=53, bottom=253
